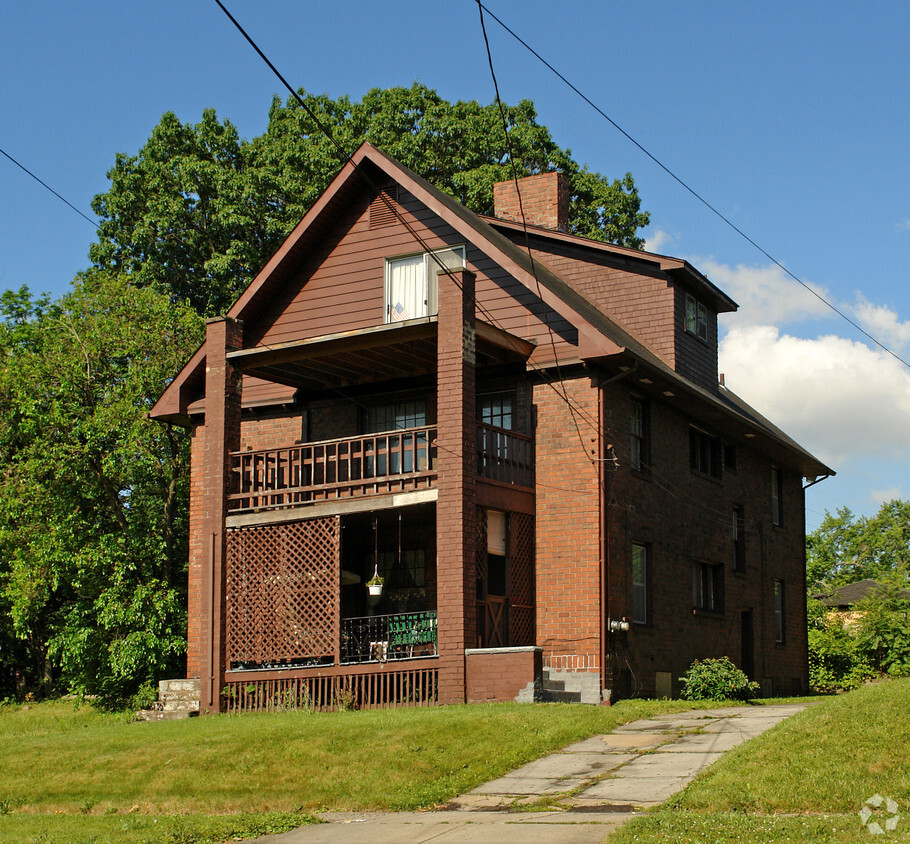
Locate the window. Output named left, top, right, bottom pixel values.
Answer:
left=478, top=393, right=514, bottom=430
left=692, top=561, right=724, bottom=612
left=363, top=399, right=427, bottom=475
left=774, top=580, right=785, bottom=643
left=685, top=293, right=709, bottom=342
left=771, top=465, right=783, bottom=526
left=632, top=544, right=648, bottom=624
left=378, top=549, right=426, bottom=590
left=733, top=506, right=746, bottom=572
left=364, top=399, right=426, bottom=434
left=630, top=398, right=650, bottom=474
left=385, top=246, right=465, bottom=322
left=690, top=427, right=722, bottom=479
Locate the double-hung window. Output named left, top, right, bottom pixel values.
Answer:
left=774, top=580, right=785, bottom=643
left=479, top=393, right=514, bottom=430
left=692, top=561, right=724, bottom=612
left=363, top=399, right=427, bottom=475
left=630, top=398, right=649, bottom=474
left=632, top=543, right=648, bottom=624
left=385, top=247, right=465, bottom=322
left=733, top=506, right=746, bottom=572
left=771, top=466, right=783, bottom=526
left=685, top=293, right=709, bottom=342
left=690, top=427, right=722, bottom=479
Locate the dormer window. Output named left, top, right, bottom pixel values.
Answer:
left=685, top=293, right=709, bottom=342
left=385, top=247, right=465, bottom=323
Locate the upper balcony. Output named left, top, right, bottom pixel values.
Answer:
left=229, top=422, right=533, bottom=513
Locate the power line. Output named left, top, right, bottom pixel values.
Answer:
left=476, top=1, right=910, bottom=372
left=475, top=0, right=595, bottom=464
left=214, top=1, right=805, bottom=533
left=0, top=145, right=99, bottom=230
left=212, top=0, right=605, bottom=473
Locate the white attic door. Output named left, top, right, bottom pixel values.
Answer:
left=385, top=247, right=465, bottom=322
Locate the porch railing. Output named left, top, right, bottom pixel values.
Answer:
left=222, top=663, right=438, bottom=713
left=476, top=422, right=534, bottom=488
left=229, top=422, right=534, bottom=512
left=230, top=426, right=437, bottom=511
left=341, top=610, right=438, bottom=665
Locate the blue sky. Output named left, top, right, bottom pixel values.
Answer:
left=3, top=1, right=910, bottom=532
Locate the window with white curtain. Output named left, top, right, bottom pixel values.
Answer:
left=385, top=247, right=465, bottom=323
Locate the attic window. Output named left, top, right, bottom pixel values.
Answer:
left=385, top=247, right=465, bottom=322
left=685, top=293, right=709, bottom=342
left=370, top=185, right=399, bottom=229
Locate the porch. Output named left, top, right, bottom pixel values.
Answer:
left=199, top=274, right=539, bottom=711
left=228, top=422, right=533, bottom=513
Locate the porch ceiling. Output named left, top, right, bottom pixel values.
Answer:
left=227, top=318, right=534, bottom=390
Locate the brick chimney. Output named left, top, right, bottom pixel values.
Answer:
left=493, top=172, right=569, bottom=232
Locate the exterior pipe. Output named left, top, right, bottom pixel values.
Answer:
left=596, top=360, right=638, bottom=703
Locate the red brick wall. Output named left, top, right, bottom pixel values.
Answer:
left=604, top=385, right=808, bottom=697
left=533, top=376, right=603, bottom=667
left=435, top=268, right=477, bottom=704
left=239, top=411, right=306, bottom=451
left=186, top=423, right=205, bottom=679
left=466, top=647, right=542, bottom=702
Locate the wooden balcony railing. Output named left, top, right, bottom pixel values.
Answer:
left=230, top=426, right=437, bottom=512
left=229, top=422, right=534, bottom=513
left=476, top=422, right=534, bottom=488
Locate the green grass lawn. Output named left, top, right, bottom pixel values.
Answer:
left=0, top=695, right=722, bottom=843
left=610, top=679, right=910, bottom=843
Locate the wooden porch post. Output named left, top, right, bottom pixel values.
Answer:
left=436, top=268, right=477, bottom=704
left=199, top=317, right=243, bottom=714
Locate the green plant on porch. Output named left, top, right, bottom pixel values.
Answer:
left=366, top=564, right=384, bottom=596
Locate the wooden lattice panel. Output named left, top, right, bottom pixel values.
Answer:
left=225, top=516, right=340, bottom=666
left=509, top=512, right=535, bottom=646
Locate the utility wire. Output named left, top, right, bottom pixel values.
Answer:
left=215, top=1, right=777, bottom=533
left=212, top=0, right=604, bottom=474
left=0, top=145, right=99, bottom=230
left=476, top=1, right=910, bottom=372
left=476, top=0, right=594, bottom=464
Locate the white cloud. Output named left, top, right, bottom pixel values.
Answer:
left=643, top=229, right=673, bottom=253
left=871, top=486, right=904, bottom=506
left=699, top=259, right=832, bottom=328
left=719, top=324, right=910, bottom=468
left=853, top=296, right=910, bottom=354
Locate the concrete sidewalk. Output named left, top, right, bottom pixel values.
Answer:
left=256, top=703, right=808, bottom=844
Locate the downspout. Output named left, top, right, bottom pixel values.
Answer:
left=596, top=360, right=638, bottom=703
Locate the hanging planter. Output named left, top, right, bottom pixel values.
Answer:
left=366, top=563, right=384, bottom=597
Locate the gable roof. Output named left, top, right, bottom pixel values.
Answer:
left=149, top=142, right=833, bottom=479
left=813, top=579, right=910, bottom=608
left=482, top=215, right=738, bottom=315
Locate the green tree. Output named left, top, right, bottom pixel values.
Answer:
left=807, top=500, right=910, bottom=590
left=90, top=83, right=650, bottom=317
left=0, top=276, right=203, bottom=701
left=853, top=572, right=910, bottom=676
left=806, top=597, right=873, bottom=692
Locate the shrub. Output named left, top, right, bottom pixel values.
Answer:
left=807, top=615, right=873, bottom=693
left=679, top=657, right=759, bottom=701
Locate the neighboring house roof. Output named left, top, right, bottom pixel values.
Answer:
left=812, top=579, right=910, bottom=608
left=150, top=142, right=833, bottom=479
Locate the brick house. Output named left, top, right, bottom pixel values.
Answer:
left=151, top=142, right=832, bottom=712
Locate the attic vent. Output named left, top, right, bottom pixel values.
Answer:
left=370, top=185, right=399, bottom=228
